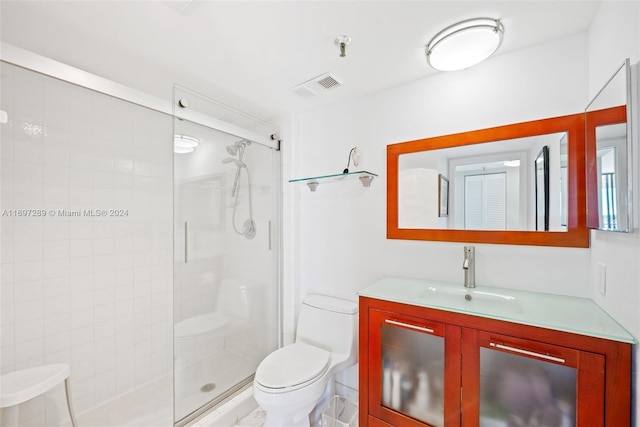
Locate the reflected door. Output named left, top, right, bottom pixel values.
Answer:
left=464, top=173, right=507, bottom=230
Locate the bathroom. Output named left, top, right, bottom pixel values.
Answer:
left=1, top=1, right=639, bottom=427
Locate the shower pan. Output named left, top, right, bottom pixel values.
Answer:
left=173, top=87, right=281, bottom=425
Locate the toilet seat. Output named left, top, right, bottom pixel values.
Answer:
left=255, top=343, right=329, bottom=391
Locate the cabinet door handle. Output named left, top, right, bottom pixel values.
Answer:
left=385, top=319, right=434, bottom=334
left=489, top=342, right=566, bottom=364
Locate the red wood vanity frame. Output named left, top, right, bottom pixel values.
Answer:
left=359, top=296, right=632, bottom=427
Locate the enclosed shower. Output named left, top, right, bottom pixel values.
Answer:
left=0, top=53, right=281, bottom=427
left=172, top=86, right=280, bottom=425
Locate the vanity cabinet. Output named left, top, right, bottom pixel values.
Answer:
left=359, top=296, right=632, bottom=427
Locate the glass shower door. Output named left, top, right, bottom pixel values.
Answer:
left=172, top=96, right=280, bottom=424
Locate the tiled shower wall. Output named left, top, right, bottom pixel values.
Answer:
left=0, top=62, right=173, bottom=425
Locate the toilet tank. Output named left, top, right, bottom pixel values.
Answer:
left=215, top=278, right=262, bottom=321
left=296, top=294, right=358, bottom=357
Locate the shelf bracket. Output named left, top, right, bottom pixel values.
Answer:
left=291, top=170, right=378, bottom=192
left=359, top=175, right=374, bottom=187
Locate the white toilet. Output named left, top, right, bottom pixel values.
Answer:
left=253, top=294, right=358, bottom=427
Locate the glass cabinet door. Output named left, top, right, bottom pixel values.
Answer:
left=473, top=331, right=604, bottom=427
left=370, top=309, right=461, bottom=427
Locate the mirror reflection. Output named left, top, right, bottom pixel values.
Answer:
left=398, top=132, right=568, bottom=232
left=595, top=122, right=627, bottom=230
left=387, top=113, right=589, bottom=247
left=586, top=59, right=632, bottom=232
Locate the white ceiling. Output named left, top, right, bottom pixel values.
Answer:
left=0, top=1, right=602, bottom=121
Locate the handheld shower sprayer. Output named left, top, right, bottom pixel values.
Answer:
left=222, top=158, right=246, bottom=168
left=222, top=157, right=245, bottom=198
left=221, top=140, right=256, bottom=240
left=225, top=140, right=249, bottom=197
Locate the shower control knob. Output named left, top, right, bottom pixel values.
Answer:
left=178, top=98, right=190, bottom=108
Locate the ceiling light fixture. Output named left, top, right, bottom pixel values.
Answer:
left=174, top=134, right=200, bottom=154
left=426, top=18, right=504, bottom=71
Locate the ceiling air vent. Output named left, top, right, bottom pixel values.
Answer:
left=292, top=72, right=343, bottom=98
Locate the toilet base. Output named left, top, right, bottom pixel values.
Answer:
left=1, top=406, right=18, bottom=427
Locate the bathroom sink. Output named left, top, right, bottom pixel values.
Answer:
left=418, top=283, right=523, bottom=315
left=359, top=277, right=638, bottom=344
left=421, top=284, right=516, bottom=303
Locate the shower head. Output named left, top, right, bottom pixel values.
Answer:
left=226, top=140, right=249, bottom=156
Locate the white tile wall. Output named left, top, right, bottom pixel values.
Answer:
left=0, top=63, right=173, bottom=426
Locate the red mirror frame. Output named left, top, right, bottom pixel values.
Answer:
left=387, top=113, right=589, bottom=247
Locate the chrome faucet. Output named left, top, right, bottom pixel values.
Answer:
left=463, top=246, right=475, bottom=288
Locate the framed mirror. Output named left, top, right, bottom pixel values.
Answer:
left=387, top=112, right=589, bottom=247
left=585, top=59, right=633, bottom=232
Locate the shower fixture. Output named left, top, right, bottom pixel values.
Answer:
left=222, top=141, right=256, bottom=240
left=222, top=157, right=245, bottom=168
left=226, top=139, right=248, bottom=156
left=225, top=140, right=250, bottom=197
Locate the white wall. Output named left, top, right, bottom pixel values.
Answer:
left=0, top=63, right=174, bottom=425
left=586, top=1, right=640, bottom=423
left=290, top=10, right=639, bottom=409
left=294, top=33, right=590, bottom=302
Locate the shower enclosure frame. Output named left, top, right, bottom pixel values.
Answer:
left=172, top=84, right=283, bottom=425
left=1, top=41, right=284, bottom=426
left=0, top=44, right=277, bottom=150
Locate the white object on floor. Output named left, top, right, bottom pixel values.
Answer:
left=0, top=364, right=78, bottom=427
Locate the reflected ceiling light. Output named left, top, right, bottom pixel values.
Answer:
left=503, top=160, right=521, bottom=167
left=174, top=134, right=199, bottom=154
left=426, top=18, right=504, bottom=71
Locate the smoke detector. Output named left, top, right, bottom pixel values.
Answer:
left=292, top=72, right=343, bottom=98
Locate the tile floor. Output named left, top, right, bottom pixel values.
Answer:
left=235, top=407, right=266, bottom=426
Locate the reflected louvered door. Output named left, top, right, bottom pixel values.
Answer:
left=464, top=173, right=506, bottom=230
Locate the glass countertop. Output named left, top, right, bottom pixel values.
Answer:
left=358, top=277, right=636, bottom=344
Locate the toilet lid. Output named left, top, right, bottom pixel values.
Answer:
left=256, top=343, right=330, bottom=389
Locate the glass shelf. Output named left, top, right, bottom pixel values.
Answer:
left=289, top=170, right=378, bottom=192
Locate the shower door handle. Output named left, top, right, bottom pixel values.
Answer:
left=184, top=221, right=189, bottom=263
